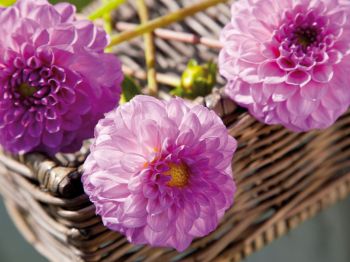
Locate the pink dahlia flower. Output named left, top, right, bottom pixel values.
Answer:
left=0, top=0, right=123, bottom=154
left=219, top=0, right=350, bottom=131
left=82, top=95, right=237, bottom=251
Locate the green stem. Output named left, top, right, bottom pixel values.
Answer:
left=0, top=0, right=16, bottom=7
left=88, top=0, right=125, bottom=20
left=136, top=0, right=158, bottom=96
left=102, top=0, right=113, bottom=52
left=108, top=0, right=228, bottom=47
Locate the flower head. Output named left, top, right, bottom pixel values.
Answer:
left=0, top=0, right=123, bottom=154
left=82, top=95, right=237, bottom=252
left=219, top=0, right=350, bottom=131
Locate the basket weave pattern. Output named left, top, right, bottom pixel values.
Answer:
left=0, top=1, right=350, bottom=261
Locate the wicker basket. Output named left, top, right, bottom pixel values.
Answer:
left=1, top=0, right=350, bottom=261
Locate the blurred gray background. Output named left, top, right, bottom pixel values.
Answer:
left=0, top=0, right=349, bottom=261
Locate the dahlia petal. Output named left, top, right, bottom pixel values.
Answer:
left=20, top=43, right=35, bottom=60
left=100, top=184, right=130, bottom=200
left=74, top=21, right=95, bottom=47
left=91, top=148, right=123, bottom=169
left=300, top=81, right=328, bottom=100
left=327, top=50, right=343, bottom=64
left=122, top=216, right=146, bottom=228
left=190, top=217, right=211, bottom=236
left=71, top=89, right=91, bottom=114
left=220, top=0, right=350, bottom=131
left=146, top=198, right=167, bottom=216
left=166, top=98, right=186, bottom=125
left=258, top=61, right=286, bottom=83
left=252, top=0, right=279, bottom=26
left=176, top=129, right=196, bottom=147
left=311, top=104, right=334, bottom=124
left=120, top=154, right=145, bottom=173
left=180, top=112, right=201, bottom=136
left=50, top=26, right=77, bottom=46
left=36, top=47, right=54, bottom=65
left=89, top=27, right=109, bottom=51
left=261, top=42, right=280, bottom=59
left=142, top=183, right=159, bottom=200
left=144, top=226, right=170, bottom=246
left=330, top=10, right=347, bottom=26
left=33, top=29, right=50, bottom=47
left=171, top=230, right=194, bottom=252
left=54, top=3, right=75, bottom=23
left=227, top=79, right=254, bottom=105
left=286, top=93, right=318, bottom=117
left=51, top=48, right=73, bottom=66
left=42, top=130, right=63, bottom=148
left=59, top=114, right=81, bottom=132
left=55, top=86, right=76, bottom=105
left=0, top=6, right=18, bottom=30
left=46, top=118, right=61, bottom=133
left=321, top=89, right=342, bottom=111
left=82, top=96, right=236, bottom=251
left=9, top=121, right=25, bottom=138
left=16, top=0, right=47, bottom=17
left=276, top=103, right=290, bottom=123
left=28, top=119, right=43, bottom=137
left=123, top=195, right=147, bottom=217
left=276, top=57, right=297, bottom=71
left=272, top=83, right=297, bottom=102
left=30, top=4, right=61, bottom=28
left=311, top=65, right=334, bottom=83
left=147, top=211, right=169, bottom=232
left=137, top=119, right=160, bottom=149
left=286, top=70, right=311, bottom=86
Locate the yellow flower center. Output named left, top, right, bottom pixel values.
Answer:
left=164, top=163, right=190, bottom=188
left=18, top=83, right=37, bottom=98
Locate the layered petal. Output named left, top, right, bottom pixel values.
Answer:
left=82, top=96, right=237, bottom=252
left=219, top=0, right=350, bottom=132
left=0, top=0, right=123, bottom=154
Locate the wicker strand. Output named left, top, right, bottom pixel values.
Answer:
left=116, top=22, right=222, bottom=49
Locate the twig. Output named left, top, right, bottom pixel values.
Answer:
left=116, top=22, right=223, bottom=49
left=108, top=0, right=229, bottom=47
left=136, top=0, right=158, bottom=96
left=122, top=65, right=180, bottom=88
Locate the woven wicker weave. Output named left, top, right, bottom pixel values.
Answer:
left=0, top=1, right=350, bottom=262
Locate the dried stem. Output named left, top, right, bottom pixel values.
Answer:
left=108, top=0, right=228, bottom=47
left=116, top=22, right=223, bottom=49
left=136, top=0, right=158, bottom=96
left=122, top=65, right=180, bottom=88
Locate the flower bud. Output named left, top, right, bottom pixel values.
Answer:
left=173, top=59, right=217, bottom=99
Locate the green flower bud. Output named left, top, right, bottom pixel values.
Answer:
left=175, top=59, right=217, bottom=99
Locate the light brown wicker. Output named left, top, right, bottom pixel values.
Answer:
left=0, top=1, right=350, bottom=262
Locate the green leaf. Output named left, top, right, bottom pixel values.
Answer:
left=170, top=87, right=184, bottom=97
left=120, top=76, right=142, bottom=104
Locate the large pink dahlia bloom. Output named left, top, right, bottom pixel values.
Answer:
left=82, top=95, right=237, bottom=251
left=219, top=0, right=350, bottom=131
left=0, top=0, right=123, bottom=154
